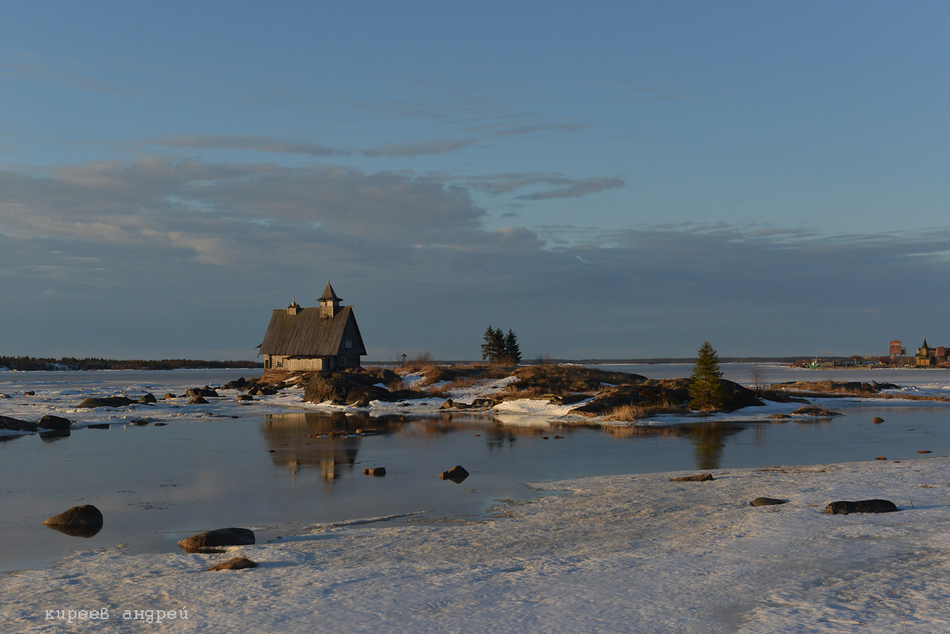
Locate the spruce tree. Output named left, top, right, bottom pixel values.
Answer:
left=481, top=326, right=506, bottom=363
left=503, top=329, right=522, bottom=364
left=688, top=341, right=726, bottom=410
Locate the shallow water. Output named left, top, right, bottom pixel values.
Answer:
left=2, top=365, right=950, bottom=573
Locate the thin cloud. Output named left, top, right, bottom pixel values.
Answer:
left=143, top=135, right=342, bottom=157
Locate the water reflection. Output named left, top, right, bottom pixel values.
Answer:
left=261, top=412, right=389, bottom=483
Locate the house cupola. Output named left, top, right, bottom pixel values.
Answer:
left=319, top=282, right=342, bottom=318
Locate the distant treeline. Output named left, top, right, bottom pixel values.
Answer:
left=0, top=356, right=263, bottom=371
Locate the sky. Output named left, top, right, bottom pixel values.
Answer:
left=2, top=1, right=949, bottom=361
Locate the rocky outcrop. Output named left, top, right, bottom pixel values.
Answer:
left=772, top=381, right=899, bottom=396
left=177, top=527, right=256, bottom=553
left=303, top=368, right=423, bottom=406
left=77, top=396, right=136, bottom=408
left=670, top=474, right=714, bottom=482
left=750, top=497, right=787, bottom=507
left=0, top=415, right=38, bottom=432
left=38, top=415, right=71, bottom=431
left=791, top=405, right=841, bottom=417
left=186, top=387, right=220, bottom=398
left=822, top=499, right=898, bottom=514
left=570, top=378, right=762, bottom=417
left=207, top=557, right=258, bottom=571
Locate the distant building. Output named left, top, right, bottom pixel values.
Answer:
left=889, top=340, right=905, bottom=357
left=915, top=339, right=937, bottom=367
left=258, top=282, right=367, bottom=372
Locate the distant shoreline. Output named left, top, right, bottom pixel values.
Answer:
left=0, top=357, right=262, bottom=372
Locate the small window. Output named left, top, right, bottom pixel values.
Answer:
left=340, top=356, right=346, bottom=367
left=345, top=340, right=353, bottom=349
left=276, top=360, right=283, bottom=368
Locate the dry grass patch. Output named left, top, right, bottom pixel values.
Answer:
left=603, top=400, right=684, bottom=422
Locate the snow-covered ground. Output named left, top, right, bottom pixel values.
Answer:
left=4, top=457, right=950, bottom=632
left=5, top=366, right=950, bottom=631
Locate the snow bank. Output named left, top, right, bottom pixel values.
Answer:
left=4, top=457, right=950, bottom=632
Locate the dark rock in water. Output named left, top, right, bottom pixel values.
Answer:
left=875, top=456, right=887, bottom=461
left=439, top=465, right=470, bottom=484
left=177, top=527, right=256, bottom=553
left=822, top=499, right=899, bottom=515
left=223, top=377, right=247, bottom=390
left=77, top=396, right=135, bottom=408
left=186, top=387, right=220, bottom=398
left=88, top=423, right=111, bottom=429
left=769, top=413, right=790, bottom=421
left=38, top=415, right=71, bottom=431
left=670, top=473, right=715, bottom=482
left=207, top=556, right=258, bottom=571
left=189, top=396, right=209, bottom=405
left=440, top=399, right=456, bottom=410
left=43, top=504, right=104, bottom=537
left=791, top=405, right=841, bottom=417
left=23, top=390, right=35, bottom=396
left=236, top=394, right=254, bottom=402
left=471, top=398, right=494, bottom=409
left=750, top=497, right=788, bottom=507
left=163, top=393, right=177, bottom=400
left=0, top=415, right=38, bottom=432
left=138, top=393, right=157, bottom=404
left=872, top=417, right=884, bottom=424
left=363, top=467, right=386, bottom=477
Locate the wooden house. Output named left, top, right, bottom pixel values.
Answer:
left=258, top=283, right=366, bottom=372
left=915, top=338, right=937, bottom=367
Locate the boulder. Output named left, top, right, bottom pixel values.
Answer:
left=177, top=527, right=256, bottom=553
left=186, top=387, right=220, bottom=398
left=207, top=556, right=258, bottom=571
left=163, top=393, right=177, bottom=400
left=670, top=473, right=715, bottom=482
left=138, top=393, right=157, bottom=404
left=872, top=417, right=884, bottom=424
left=363, top=467, right=386, bottom=477
left=38, top=415, right=71, bottom=431
left=822, top=499, right=899, bottom=515
left=0, top=415, right=38, bottom=432
left=77, top=396, right=135, bottom=408
left=223, top=378, right=247, bottom=390
left=42, top=504, right=104, bottom=534
left=750, top=497, right=788, bottom=507
left=189, top=396, right=209, bottom=405
left=791, top=405, right=841, bottom=417
left=439, top=465, right=470, bottom=484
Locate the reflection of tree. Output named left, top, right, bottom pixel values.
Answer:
left=688, top=423, right=728, bottom=470
left=603, top=421, right=748, bottom=470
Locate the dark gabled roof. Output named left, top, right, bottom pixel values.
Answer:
left=258, top=306, right=366, bottom=357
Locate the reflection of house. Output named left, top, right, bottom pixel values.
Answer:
left=258, top=282, right=367, bottom=372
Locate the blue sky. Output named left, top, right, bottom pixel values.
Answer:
left=2, top=1, right=949, bottom=361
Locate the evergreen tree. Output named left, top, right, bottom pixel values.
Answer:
left=688, top=341, right=726, bottom=410
left=503, top=329, right=522, bottom=364
left=481, top=326, right=506, bottom=363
